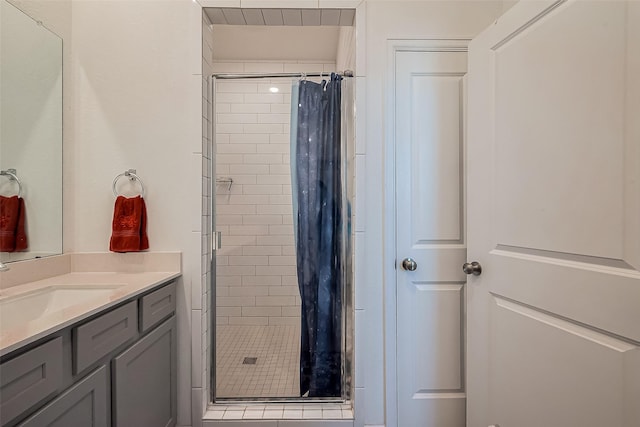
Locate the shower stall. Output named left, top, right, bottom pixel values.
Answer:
left=210, top=68, right=354, bottom=402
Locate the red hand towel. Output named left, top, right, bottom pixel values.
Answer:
left=0, top=195, right=28, bottom=252
left=109, top=195, right=149, bottom=252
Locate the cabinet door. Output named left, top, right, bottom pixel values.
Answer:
left=113, top=316, right=176, bottom=427
left=18, top=366, right=108, bottom=427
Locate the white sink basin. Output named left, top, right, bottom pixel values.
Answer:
left=0, top=285, right=125, bottom=330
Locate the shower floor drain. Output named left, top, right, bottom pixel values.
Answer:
left=242, top=357, right=258, bottom=365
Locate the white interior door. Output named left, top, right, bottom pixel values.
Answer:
left=395, top=47, right=468, bottom=427
left=467, top=1, right=640, bottom=426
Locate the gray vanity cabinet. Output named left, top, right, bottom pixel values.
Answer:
left=113, top=317, right=176, bottom=427
left=19, top=366, right=108, bottom=427
left=0, top=280, right=177, bottom=427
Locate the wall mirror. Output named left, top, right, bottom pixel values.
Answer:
left=0, top=0, right=63, bottom=262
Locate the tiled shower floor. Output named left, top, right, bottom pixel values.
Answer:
left=216, top=324, right=301, bottom=398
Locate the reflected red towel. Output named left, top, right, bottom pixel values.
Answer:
left=0, top=195, right=28, bottom=252
left=109, top=195, right=149, bottom=252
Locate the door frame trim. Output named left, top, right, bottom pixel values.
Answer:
left=384, top=39, right=470, bottom=427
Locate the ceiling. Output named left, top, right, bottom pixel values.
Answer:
left=204, top=8, right=355, bottom=26
left=211, top=25, right=341, bottom=61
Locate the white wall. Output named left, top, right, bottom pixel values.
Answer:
left=68, top=2, right=202, bottom=425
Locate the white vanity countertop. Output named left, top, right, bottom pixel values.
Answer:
left=0, top=253, right=181, bottom=357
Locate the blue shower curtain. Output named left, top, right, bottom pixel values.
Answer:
left=292, top=74, right=343, bottom=397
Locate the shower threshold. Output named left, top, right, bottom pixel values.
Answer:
left=205, top=401, right=354, bottom=422
left=214, top=397, right=346, bottom=404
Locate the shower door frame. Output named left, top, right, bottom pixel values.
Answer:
left=208, top=73, right=354, bottom=404
left=208, top=74, right=217, bottom=404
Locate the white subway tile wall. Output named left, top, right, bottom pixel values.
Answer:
left=214, top=60, right=336, bottom=325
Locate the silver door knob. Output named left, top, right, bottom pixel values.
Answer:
left=402, top=258, right=417, bottom=271
left=463, top=261, right=482, bottom=276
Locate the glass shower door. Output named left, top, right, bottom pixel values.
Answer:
left=212, top=74, right=353, bottom=401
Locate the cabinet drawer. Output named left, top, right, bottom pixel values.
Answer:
left=140, top=282, right=176, bottom=333
left=74, top=301, right=136, bottom=374
left=0, top=337, right=63, bottom=426
left=18, top=366, right=108, bottom=427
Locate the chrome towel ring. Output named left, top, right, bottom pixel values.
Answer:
left=0, top=169, right=22, bottom=198
left=112, top=169, right=146, bottom=198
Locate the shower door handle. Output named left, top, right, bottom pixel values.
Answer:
left=212, top=231, right=222, bottom=252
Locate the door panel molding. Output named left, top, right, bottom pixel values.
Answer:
left=493, top=295, right=639, bottom=351
left=488, top=251, right=640, bottom=342
left=407, top=72, right=465, bottom=244
left=490, top=298, right=637, bottom=427
left=494, top=245, right=637, bottom=271
left=491, top=0, right=628, bottom=260
left=490, top=0, right=567, bottom=51
left=409, top=281, right=465, bottom=393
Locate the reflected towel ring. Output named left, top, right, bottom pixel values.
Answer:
left=112, top=169, right=146, bottom=198
left=0, top=169, right=22, bottom=198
